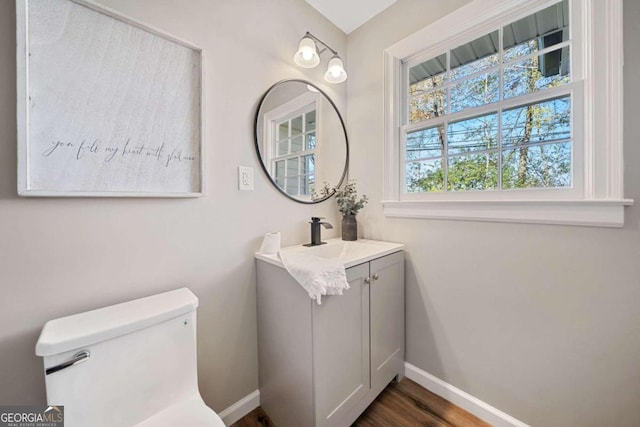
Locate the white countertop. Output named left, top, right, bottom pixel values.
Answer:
left=255, top=238, right=404, bottom=269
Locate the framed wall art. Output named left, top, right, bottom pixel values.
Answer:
left=16, top=0, right=204, bottom=197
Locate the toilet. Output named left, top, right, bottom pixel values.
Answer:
left=35, top=288, right=225, bottom=427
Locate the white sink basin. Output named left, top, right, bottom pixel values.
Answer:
left=255, top=238, right=404, bottom=269
left=305, top=241, right=350, bottom=259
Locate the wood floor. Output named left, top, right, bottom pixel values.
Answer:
left=230, top=378, right=491, bottom=427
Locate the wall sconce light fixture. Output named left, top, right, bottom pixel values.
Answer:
left=293, top=32, right=347, bottom=84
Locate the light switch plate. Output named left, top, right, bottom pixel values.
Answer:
left=238, top=166, right=254, bottom=191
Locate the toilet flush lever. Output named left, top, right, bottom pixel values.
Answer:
left=46, top=350, right=90, bottom=375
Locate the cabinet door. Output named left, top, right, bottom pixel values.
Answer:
left=370, top=251, right=405, bottom=393
left=313, top=262, right=370, bottom=427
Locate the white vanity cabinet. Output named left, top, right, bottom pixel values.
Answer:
left=256, top=246, right=404, bottom=427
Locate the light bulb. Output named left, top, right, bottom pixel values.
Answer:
left=302, top=48, right=314, bottom=61
left=324, top=55, right=347, bottom=84
left=294, top=36, right=320, bottom=68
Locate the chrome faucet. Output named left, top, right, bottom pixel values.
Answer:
left=303, top=217, right=333, bottom=247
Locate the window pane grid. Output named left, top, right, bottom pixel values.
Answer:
left=409, top=64, right=505, bottom=103
left=408, top=74, right=572, bottom=128
left=271, top=107, right=317, bottom=197
left=503, top=47, right=571, bottom=100
left=409, top=50, right=571, bottom=121
left=404, top=96, right=572, bottom=191
left=272, top=149, right=314, bottom=161
left=502, top=39, right=570, bottom=68
left=404, top=83, right=572, bottom=137
left=408, top=2, right=572, bottom=124
left=405, top=142, right=572, bottom=191
left=407, top=141, right=575, bottom=162
left=405, top=0, right=572, bottom=193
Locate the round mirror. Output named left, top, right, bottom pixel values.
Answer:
left=254, top=79, right=349, bottom=203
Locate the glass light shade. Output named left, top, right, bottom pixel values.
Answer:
left=294, top=37, right=320, bottom=68
left=324, top=55, right=347, bottom=83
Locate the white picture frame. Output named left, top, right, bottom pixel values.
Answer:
left=16, top=0, right=205, bottom=197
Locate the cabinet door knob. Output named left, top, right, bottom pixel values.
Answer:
left=372, top=273, right=379, bottom=281
left=364, top=277, right=371, bottom=284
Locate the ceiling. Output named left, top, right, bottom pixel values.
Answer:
left=305, top=0, right=398, bottom=34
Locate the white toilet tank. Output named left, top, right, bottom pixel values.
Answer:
left=36, top=288, right=223, bottom=427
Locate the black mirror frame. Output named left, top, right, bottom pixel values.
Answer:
left=253, top=79, right=349, bottom=204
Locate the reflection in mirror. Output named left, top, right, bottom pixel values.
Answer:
left=254, top=80, right=348, bottom=203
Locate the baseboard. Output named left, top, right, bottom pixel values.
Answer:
left=404, top=362, right=530, bottom=427
left=218, top=389, right=260, bottom=426
left=217, top=366, right=527, bottom=426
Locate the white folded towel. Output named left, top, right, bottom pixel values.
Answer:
left=278, top=251, right=350, bottom=304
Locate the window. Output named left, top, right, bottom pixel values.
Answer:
left=405, top=3, right=572, bottom=194
left=264, top=93, right=318, bottom=197
left=383, top=0, right=631, bottom=226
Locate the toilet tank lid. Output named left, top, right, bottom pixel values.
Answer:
left=36, top=288, right=198, bottom=357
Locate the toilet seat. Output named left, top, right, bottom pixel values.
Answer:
left=135, top=396, right=225, bottom=427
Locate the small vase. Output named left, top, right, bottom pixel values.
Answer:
left=342, top=214, right=357, bottom=241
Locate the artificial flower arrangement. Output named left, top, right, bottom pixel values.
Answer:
left=313, top=180, right=368, bottom=240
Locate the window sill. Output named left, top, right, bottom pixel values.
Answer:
left=381, top=199, right=634, bottom=227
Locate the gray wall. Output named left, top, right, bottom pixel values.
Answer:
left=0, top=0, right=345, bottom=411
left=3, top=0, right=640, bottom=425
left=347, top=0, right=640, bottom=426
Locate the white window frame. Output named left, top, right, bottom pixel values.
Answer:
left=383, top=0, right=632, bottom=227
left=263, top=92, right=319, bottom=198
